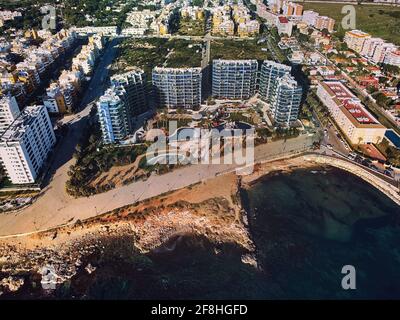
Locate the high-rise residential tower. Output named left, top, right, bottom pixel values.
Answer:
left=0, top=94, right=20, bottom=135
left=97, top=89, right=129, bottom=144
left=0, top=105, right=56, bottom=184
left=212, top=60, right=258, bottom=100
left=270, top=74, right=303, bottom=126
left=259, top=60, right=291, bottom=103
left=97, top=70, right=149, bottom=144
left=110, top=70, right=148, bottom=130
left=152, top=67, right=202, bottom=109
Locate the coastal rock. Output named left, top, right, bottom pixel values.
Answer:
left=0, top=276, right=25, bottom=292
left=85, top=263, right=96, bottom=274
left=40, top=265, right=66, bottom=290
left=241, top=253, right=259, bottom=269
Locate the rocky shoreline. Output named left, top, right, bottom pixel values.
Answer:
left=1, top=157, right=380, bottom=298
left=0, top=173, right=258, bottom=298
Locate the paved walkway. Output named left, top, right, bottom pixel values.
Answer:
left=0, top=135, right=315, bottom=237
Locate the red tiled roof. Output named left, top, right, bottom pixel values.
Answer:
left=278, top=16, right=289, bottom=23
left=359, top=144, right=387, bottom=162
left=343, top=100, right=376, bottom=125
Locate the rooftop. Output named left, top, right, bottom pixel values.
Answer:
left=342, top=100, right=378, bottom=125
left=321, top=81, right=384, bottom=128
left=0, top=105, right=45, bottom=142
left=278, top=16, right=289, bottom=24
left=153, top=66, right=202, bottom=73
left=346, top=30, right=371, bottom=38
left=322, top=81, right=354, bottom=101
left=214, top=59, right=258, bottom=64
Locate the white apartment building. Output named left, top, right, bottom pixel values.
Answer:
left=126, top=9, right=156, bottom=31
left=89, top=34, right=104, bottom=51
left=72, top=43, right=98, bottom=76
left=59, top=69, right=82, bottom=93
left=384, top=50, right=400, bottom=67
left=73, top=26, right=118, bottom=36
left=317, top=81, right=386, bottom=145
left=372, top=42, right=397, bottom=64
left=344, top=30, right=371, bottom=53
left=121, top=27, right=147, bottom=36
left=0, top=95, right=20, bottom=135
left=43, top=82, right=75, bottom=113
left=256, top=3, right=279, bottom=26
left=302, top=10, right=319, bottom=26
left=276, top=16, right=293, bottom=36
left=0, top=105, right=56, bottom=184
left=360, top=37, right=385, bottom=59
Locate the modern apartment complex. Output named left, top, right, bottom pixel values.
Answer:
left=259, top=61, right=301, bottom=126
left=212, top=60, right=258, bottom=100
left=259, top=60, right=292, bottom=103
left=97, top=89, right=129, bottom=144
left=345, top=30, right=400, bottom=66
left=270, top=74, right=302, bottom=126
left=317, top=81, right=386, bottom=145
left=344, top=30, right=371, bottom=53
left=73, top=26, right=118, bottom=36
left=359, top=37, right=385, bottom=59
left=0, top=105, right=56, bottom=184
left=384, top=50, right=400, bottom=67
left=314, top=16, right=335, bottom=33
left=110, top=70, right=148, bottom=127
left=152, top=67, right=202, bottom=109
left=98, top=70, right=148, bottom=144
left=283, top=2, right=303, bottom=16
left=276, top=16, right=293, bottom=36
left=43, top=82, right=76, bottom=114
left=211, top=4, right=260, bottom=37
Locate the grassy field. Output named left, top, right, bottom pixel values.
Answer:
left=164, top=39, right=202, bottom=68
left=211, top=39, right=271, bottom=61
left=177, top=17, right=205, bottom=36
left=303, top=3, right=400, bottom=45
left=113, top=38, right=202, bottom=79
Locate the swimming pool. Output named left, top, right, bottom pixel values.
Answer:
left=385, top=130, right=400, bottom=149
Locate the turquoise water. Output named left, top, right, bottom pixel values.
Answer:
left=4, top=167, right=400, bottom=299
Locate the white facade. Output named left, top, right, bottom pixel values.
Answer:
left=121, top=27, right=147, bottom=36
left=302, top=10, right=319, bottom=26
left=0, top=95, right=20, bottom=135
left=73, top=26, right=118, bottom=36
left=360, top=37, right=385, bottom=59
left=384, top=50, right=400, bottom=67
left=316, top=81, right=386, bottom=145
left=276, top=16, right=293, bottom=36
left=344, top=30, right=371, bottom=53
left=372, top=42, right=397, bottom=64
left=0, top=105, right=56, bottom=184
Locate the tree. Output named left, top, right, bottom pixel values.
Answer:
left=321, top=28, right=329, bottom=36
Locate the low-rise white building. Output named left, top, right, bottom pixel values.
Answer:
left=276, top=16, right=293, bottom=36
left=384, top=50, right=400, bottom=67
left=73, top=26, right=118, bottom=36
left=317, top=81, right=386, bottom=145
